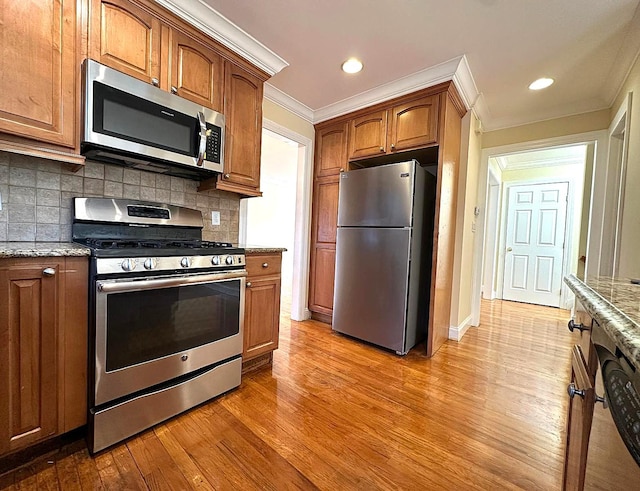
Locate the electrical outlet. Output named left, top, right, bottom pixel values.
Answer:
left=211, top=211, right=220, bottom=226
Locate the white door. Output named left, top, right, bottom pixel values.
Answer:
left=502, top=182, right=568, bottom=307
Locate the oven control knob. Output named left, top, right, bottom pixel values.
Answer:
left=212, top=255, right=220, bottom=265
left=180, top=257, right=191, bottom=268
left=225, top=255, right=234, bottom=265
left=121, top=258, right=136, bottom=272
left=143, top=258, right=157, bottom=270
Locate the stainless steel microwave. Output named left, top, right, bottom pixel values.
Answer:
left=81, top=59, right=224, bottom=179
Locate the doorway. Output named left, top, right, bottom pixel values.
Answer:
left=477, top=143, right=593, bottom=313
left=239, top=120, right=314, bottom=321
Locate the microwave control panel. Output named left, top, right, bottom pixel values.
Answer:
left=204, top=123, right=222, bottom=164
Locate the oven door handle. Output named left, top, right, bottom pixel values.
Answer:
left=97, top=271, right=246, bottom=293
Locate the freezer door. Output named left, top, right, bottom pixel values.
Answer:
left=337, top=161, right=416, bottom=227
left=332, top=227, right=411, bottom=353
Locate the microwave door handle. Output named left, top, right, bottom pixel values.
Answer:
left=195, top=111, right=207, bottom=167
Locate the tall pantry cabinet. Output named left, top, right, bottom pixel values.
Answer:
left=309, top=82, right=466, bottom=356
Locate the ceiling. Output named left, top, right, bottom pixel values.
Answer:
left=169, top=0, right=640, bottom=131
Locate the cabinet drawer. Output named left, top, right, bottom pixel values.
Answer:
left=246, top=254, right=281, bottom=277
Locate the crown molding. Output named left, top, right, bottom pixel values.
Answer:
left=154, top=0, right=288, bottom=76
left=314, top=56, right=478, bottom=123
left=264, top=84, right=315, bottom=123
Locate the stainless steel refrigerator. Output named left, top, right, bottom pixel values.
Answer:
left=332, top=160, right=436, bottom=355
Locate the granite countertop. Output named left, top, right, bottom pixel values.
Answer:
left=0, top=242, right=91, bottom=258
left=242, top=246, right=287, bottom=254
left=565, top=274, right=640, bottom=370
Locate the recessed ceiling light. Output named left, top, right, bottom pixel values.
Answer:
left=529, top=78, right=554, bottom=90
left=342, top=58, right=363, bottom=74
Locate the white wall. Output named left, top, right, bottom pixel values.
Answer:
left=245, top=130, right=298, bottom=301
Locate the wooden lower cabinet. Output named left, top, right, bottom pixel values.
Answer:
left=0, top=257, right=88, bottom=456
left=562, top=305, right=599, bottom=491
left=242, top=252, right=282, bottom=371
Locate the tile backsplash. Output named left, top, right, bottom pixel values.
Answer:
left=0, top=152, right=240, bottom=243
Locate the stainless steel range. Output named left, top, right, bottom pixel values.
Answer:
left=73, top=198, right=245, bottom=454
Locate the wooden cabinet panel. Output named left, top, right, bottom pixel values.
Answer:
left=0, top=257, right=88, bottom=456
left=243, top=253, right=282, bottom=363
left=563, top=345, right=596, bottom=491
left=89, top=0, right=161, bottom=84
left=309, top=246, right=336, bottom=317
left=390, top=95, right=439, bottom=152
left=0, top=263, right=60, bottom=454
left=315, top=123, right=348, bottom=177
left=0, top=0, right=77, bottom=147
left=215, top=61, right=263, bottom=195
left=348, top=110, right=387, bottom=160
left=313, top=179, right=340, bottom=244
left=246, top=254, right=282, bottom=278
left=169, top=30, right=223, bottom=111
left=244, top=276, right=281, bottom=360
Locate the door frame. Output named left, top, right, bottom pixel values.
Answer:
left=496, top=178, right=573, bottom=308
left=471, top=130, right=608, bottom=326
left=239, top=118, right=314, bottom=321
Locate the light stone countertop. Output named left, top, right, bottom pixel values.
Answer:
left=0, top=242, right=91, bottom=258
left=565, top=274, right=640, bottom=370
left=242, top=246, right=287, bottom=254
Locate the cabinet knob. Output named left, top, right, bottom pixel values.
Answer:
left=262, top=262, right=269, bottom=268
left=379, top=146, right=384, bottom=152
left=171, top=86, right=178, bottom=94
left=42, top=268, right=56, bottom=277
left=151, top=78, right=159, bottom=87
left=224, top=173, right=230, bottom=179
left=246, top=282, right=252, bottom=288
left=595, top=394, right=608, bottom=408
left=567, top=383, right=585, bottom=399
left=567, top=319, right=587, bottom=332
left=340, top=168, right=345, bottom=172
left=390, top=143, right=395, bottom=149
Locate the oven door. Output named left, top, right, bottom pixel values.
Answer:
left=94, top=270, right=244, bottom=406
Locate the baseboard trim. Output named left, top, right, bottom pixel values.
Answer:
left=449, top=315, right=473, bottom=341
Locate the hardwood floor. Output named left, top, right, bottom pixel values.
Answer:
left=0, top=300, right=575, bottom=490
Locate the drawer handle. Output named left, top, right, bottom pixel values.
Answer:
left=567, top=319, right=587, bottom=332
left=262, top=262, right=269, bottom=268
left=246, top=282, right=252, bottom=288
left=567, top=383, right=585, bottom=399
left=42, top=268, right=56, bottom=277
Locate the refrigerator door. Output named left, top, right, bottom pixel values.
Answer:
left=337, top=161, right=416, bottom=227
left=332, top=227, right=411, bottom=353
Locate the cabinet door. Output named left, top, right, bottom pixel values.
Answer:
left=0, top=0, right=77, bottom=147
left=0, top=263, right=59, bottom=454
left=563, top=345, right=596, bottom=491
left=309, top=177, right=339, bottom=319
left=390, top=95, right=439, bottom=152
left=309, top=246, right=336, bottom=318
left=89, top=0, right=161, bottom=84
left=217, top=62, right=263, bottom=194
left=244, top=276, right=281, bottom=361
left=348, top=110, right=388, bottom=160
left=315, top=122, right=348, bottom=178
left=169, top=30, right=223, bottom=111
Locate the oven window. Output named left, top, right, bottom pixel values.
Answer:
left=105, top=279, right=240, bottom=371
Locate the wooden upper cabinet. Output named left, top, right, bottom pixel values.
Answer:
left=315, top=122, right=349, bottom=178
left=390, top=95, right=439, bottom=152
left=169, top=30, right=223, bottom=111
left=0, top=0, right=77, bottom=148
left=89, top=0, right=161, bottom=84
left=348, top=110, right=388, bottom=160
left=216, top=61, right=263, bottom=195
